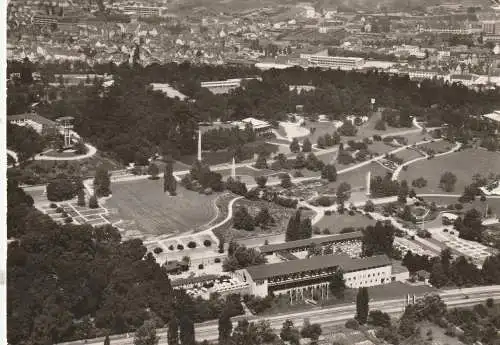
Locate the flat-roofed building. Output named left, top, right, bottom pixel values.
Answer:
left=482, top=110, right=500, bottom=124
left=238, top=254, right=394, bottom=300
left=32, top=14, right=58, bottom=25
left=123, top=5, right=167, bottom=17
left=258, top=232, right=363, bottom=255
left=231, top=117, right=272, bottom=135
left=150, top=83, right=188, bottom=100
left=200, top=77, right=261, bottom=94
left=300, top=52, right=365, bottom=70
left=8, top=113, right=58, bottom=135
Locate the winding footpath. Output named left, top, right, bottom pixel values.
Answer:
left=34, top=143, right=97, bottom=161
left=391, top=140, right=463, bottom=181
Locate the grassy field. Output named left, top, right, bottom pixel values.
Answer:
left=314, top=213, right=377, bottom=233
left=106, top=179, right=218, bottom=236
left=317, top=162, right=390, bottom=193
left=418, top=140, right=454, bottom=154
left=391, top=148, right=425, bottom=163
left=399, top=149, right=500, bottom=194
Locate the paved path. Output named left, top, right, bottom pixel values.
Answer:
left=34, top=143, right=97, bottom=161
left=391, top=140, right=462, bottom=181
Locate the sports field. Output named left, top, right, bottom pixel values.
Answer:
left=106, top=179, right=218, bottom=236
left=399, top=149, right=500, bottom=194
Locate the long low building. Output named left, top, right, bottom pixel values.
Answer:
left=238, top=254, right=400, bottom=301
left=258, top=232, right=363, bottom=255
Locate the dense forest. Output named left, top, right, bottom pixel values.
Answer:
left=7, top=181, right=243, bottom=345
left=7, top=60, right=500, bottom=164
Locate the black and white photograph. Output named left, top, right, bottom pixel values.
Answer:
left=3, top=0, right=500, bottom=344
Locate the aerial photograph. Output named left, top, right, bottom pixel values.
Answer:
left=4, top=0, right=500, bottom=344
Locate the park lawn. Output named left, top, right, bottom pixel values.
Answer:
left=398, top=149, right=500, bottom=194
left=42, top=149, right=82, bottom=158
left=417, top=322, right=464, bottom=345
left=418, top=140, right=454, bottom=154
left=302, top=120, right=340, bottom=144
left=106, top=179, right=218, bottom=236
left=314, top=213, right=377, bottom=233
left=391, top=148, right=425, bottom=163
left=317, top=162, right=390, bottom=193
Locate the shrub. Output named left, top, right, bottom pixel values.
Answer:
left=454, top=203, right=463, bottom=210
left=177, top=244, right=184, bottom=250
left=348, top=210, right=355, bottom=216
left=214, top=258, right=221, bottom=263
left=61, top=212, right=68, bottom=218
left=198, top=264, right=204, bottom=270
left=313, top=227, right=321, bottom=235
left=487, top=298, right=494, bottom=308
left=187, top=241, right=197, bottom=249
left=203, top=239, right=212, bottom=247
left=56, top=207, right=64, bottom=213
left=322, top=228, right=331, bottom=235
left=50, top=203, right=58, bottom=208
left=168, top=245, right=174, bottom=251
left=325, top=210, right=333, bottom=216
left=345, top=319, right=359, bottom=330
left=154, top=247, right=163, bottom=254
left=64, top=217, right=73, bottom=223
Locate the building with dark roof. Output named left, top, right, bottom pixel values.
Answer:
left=238, top=254, right=396, bottom=300
left=258, top=232, right=363, bottom=255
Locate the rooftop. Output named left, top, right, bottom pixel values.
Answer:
left=244, top=254, right=391, bottom=281
left=8, top=113, right=57, bottom=127
left=259, top=232, right=363, bottom=254
left=483, top=110, right=500, bottom=123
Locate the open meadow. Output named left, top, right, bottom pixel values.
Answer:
left=106, top=179, right=218, bottom=236
left=398, top=149, right=500, bottom=194
left=314, top=213, right=377, bottom=233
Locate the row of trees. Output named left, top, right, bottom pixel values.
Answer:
left=14, top=60, right=499, bottom=165
left=233, top=206, right=274, bottom=231
left=7, top=179, right=247, bottom=345
left=285, top=210, right=313, bottom=242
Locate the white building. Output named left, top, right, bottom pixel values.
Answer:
left=149, top=83, right=188, bottom=100
left=238, top=254, right=398, bottom=301
left=231, top=117, right=272, bottom=135
left=122, top=5, right=167, bottom=17
left=8, top=113, right=57, bottom=135
left=300, top=51, right=365, bottom=70
left=200, top=77, right=261, bottom=94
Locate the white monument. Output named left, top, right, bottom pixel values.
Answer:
left=366, top=171, right=371, bottom=196
left=231, top=157, right=236, bottom=178
left=197, top=130, right=202, bottom=161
